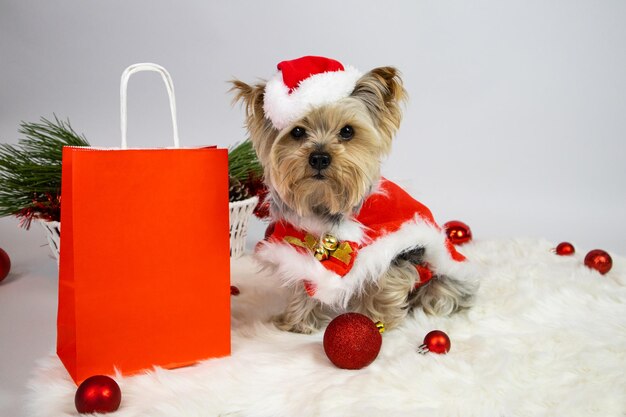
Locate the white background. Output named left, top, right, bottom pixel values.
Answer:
left=1, top=1, right=625, bottom=415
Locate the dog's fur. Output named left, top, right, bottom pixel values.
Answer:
left=232, top=66, right=475, bottom=333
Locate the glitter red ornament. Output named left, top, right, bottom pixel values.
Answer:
left=443, top=221, right=472, bottom=245
left=0, top=248, right=10, bottom=283
left=418, top=330, right=451, bottom=354
left=555, top=242, right=575, bottom=256
left=323, top=313, right=382, bottom=370
left=75, top=375, right=121, bottom=414
left=584, top=249, right=613, bottom=275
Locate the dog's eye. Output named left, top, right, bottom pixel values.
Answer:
left=339, top=125, right=354, bottom=140
left=290, top=126, right=306, bottom=139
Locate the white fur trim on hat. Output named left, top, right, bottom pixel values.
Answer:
left=263, top=66, right=363, bottom=130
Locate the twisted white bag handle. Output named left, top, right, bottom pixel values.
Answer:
left=120, top=63, right=180, bottom=149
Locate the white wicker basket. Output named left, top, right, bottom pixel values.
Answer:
left=39, top=220, right=61, bottom=265
left=228, top=196, right=258, bottom=258
left=39, top=196, right=259, bottom=264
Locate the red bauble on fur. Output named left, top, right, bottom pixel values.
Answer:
left=555, top=242, right=575, bottom=256
left=443, top=221, right=472, bottom=245
left=418, top=330, right=451, bottom=354
left=584, top=249, right=613, bottom=275
left=0, top=248, right=10, bottom=283
left=75, top=375, right=121, bottom=414
left=323, top=313, right=382, bottom=370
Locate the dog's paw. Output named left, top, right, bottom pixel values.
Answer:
left=271, top=313, right=319, bottom=334
left=411, top=274, right=477, bottom=316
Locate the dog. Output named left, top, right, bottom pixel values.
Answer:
left=232, top=56, right=477, bottom=334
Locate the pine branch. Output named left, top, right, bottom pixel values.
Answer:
left=0, top=116, right=89, bottom=226
left=228, top=139, right=263, bottom=182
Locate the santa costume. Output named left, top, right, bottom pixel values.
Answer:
left=254, top=56, right=476, bottom=306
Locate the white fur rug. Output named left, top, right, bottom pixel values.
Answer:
left=26, top=238, right=626, bottom=417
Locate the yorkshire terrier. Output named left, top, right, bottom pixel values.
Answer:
left=232, top=56, right=477, bottom=334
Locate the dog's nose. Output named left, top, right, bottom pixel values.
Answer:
left=309, top=151, right=332, bottom=170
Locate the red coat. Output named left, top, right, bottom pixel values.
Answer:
left=256, top=179, right=471, bottom=306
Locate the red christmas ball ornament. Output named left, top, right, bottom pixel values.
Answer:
left=75, top=375, right=121, bottom=414
left=0, top=248, right=11, bottom=283
left=230, top=285, right=240, bottom=296
left=418, top=330, right=451, bottom=354
left=555, top=242, right=575, bottom=256
left=323, top=313, right=382, bottom=370
left=584, top=249, right=613, bottom=275
left=443, top=221, right=472, bottom=245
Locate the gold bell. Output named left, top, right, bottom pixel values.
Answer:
left=314, top=246, right=329, bottom=261
left=321, top=234, right=339, bottom=251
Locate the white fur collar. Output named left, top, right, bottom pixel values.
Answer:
left=267, top=180, right=386, bottom=243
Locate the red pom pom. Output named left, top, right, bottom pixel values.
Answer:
left=418, top=330, right=451, bottom=354
left=443, top=221, right=472, bottom=245
left=230, top=285, right=240, bottom=296
left=323, top=313, right=382, bottom=370
left=75, top=375, right=121, bottom=414
left=584, top=249, right=613, bottom=275
left=555, top=242, right=575, bottom=256
left=0, top=248, right=11, bottom=283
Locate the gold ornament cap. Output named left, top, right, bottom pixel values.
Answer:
left=375, top=321, right=385, bottom=334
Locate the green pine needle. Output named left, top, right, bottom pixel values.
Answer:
left=0, top=116, right=89, bottom=220
left=1, top=118, right=262, bottom=226
left=228, top=139, right=262, bottom=182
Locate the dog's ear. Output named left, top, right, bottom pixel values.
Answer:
left=230, top=80, right=277, bottom=164
left=230, top=80, right=265, bottom=121
left=350, top=67, right=407, bottom=140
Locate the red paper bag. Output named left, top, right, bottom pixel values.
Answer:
left=57, top=63, right=230, bottom=384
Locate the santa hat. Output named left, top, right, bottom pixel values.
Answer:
left=263, top=56, right=363, bottom=130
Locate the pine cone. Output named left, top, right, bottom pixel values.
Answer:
left=229, top=176, right=250, bottom=202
